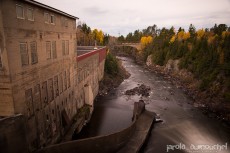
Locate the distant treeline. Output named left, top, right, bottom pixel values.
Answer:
left=120, top=24, right=230, bottom=101
left=77, top=23, right=109, bottom=46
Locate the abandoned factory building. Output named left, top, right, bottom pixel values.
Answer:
left=0, top=0, right=106, bottom=152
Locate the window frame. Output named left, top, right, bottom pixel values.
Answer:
left=20, top=42, right=29, bottom=66
left=46, top=41, right=51, bottom=60
left=16, top=4, right=24, bottom=19
left=52, top=41, right=57, bottom=59
left=65, top=19, right=68, bottom=27
left=44, top=12, right=49, bottom=23
left=65, top=40, right=69, bottom=55
left=50, top=14, right=55, bottom=25
left=62, top=40, right=65, bottom=56
left=25, top=88, right=34, bottom=117
left=27, top=7, right=34, bottom=21
left=30, top=41, right=38, bottom=64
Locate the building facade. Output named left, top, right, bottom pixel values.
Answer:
left=0, top=0, right=81, bottom=151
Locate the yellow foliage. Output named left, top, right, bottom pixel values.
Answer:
left=222, top=31, right=230, bottom=39
left=176, top=31, right=190, bottom=41
left=170, top=35, right=176, bottom=43
left=177, top=31, right=185, bottom=41
left=208, top=35, right=217, bottom=44
left=196, top=29, right=205, bottom=39
left=92, top=29, right=104, bottom=44
left=183, top=32, right=190, bottom=40
left=140, top=36, right=153, bottom=48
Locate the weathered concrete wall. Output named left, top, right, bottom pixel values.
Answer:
left=0, top=0, right=15, bottom=117
left=0, top=115, right=28, bottom=153
left=0, top=0, right=77, bottom=151
left=75, top=47, right=106, bottom=109
left=0, top=0, right=107, bottom=152
left=37, top=120, right=136, bottom=153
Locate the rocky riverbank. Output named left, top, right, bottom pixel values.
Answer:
left=144, top=55, right=230, bottom=125
left=98, top=58, right=130, bottom=96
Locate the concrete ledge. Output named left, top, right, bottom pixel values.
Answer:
left=37, top=120, right=136, bottom=153
left=117, top=111, right=155, bottom=153
left=36, top=110, right=155, bottom=153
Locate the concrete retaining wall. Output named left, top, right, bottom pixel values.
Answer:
left=0, top=115, right=28, bottom=153
left=37, top=121, right=136, bottom=153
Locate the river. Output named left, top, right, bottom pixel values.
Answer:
left=77, top=57, right=230, bottom=153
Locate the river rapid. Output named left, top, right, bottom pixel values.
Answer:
left=78, top=57, right=230, bottom=153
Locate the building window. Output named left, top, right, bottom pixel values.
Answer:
left=65, top=19, right=68, bottom=27
left=50, top=15, right=55, bottom=24
left=52, top=41, right=57, bottom=59
left=27, top=8, right=34, bottom=21
left=65, top=40, right=69, bottom=55
left=64, top=71, right=67, bottom=90
left=20, top=43, right=29, bottom=66
left=54, top=75, right=59, bottom=98
left=42, top=81, right=48, bottom=105
left=33, top=84, right=41, bottom=111
left=73, top=21, right=76, bottom=29
left=16, top=4, right=24, bottom=19
left=67, top=69, right=70, bottom=88
left=46, top=41, right=51, bottom=59
left=30, top=41, right=38, bottom=64
left=61, top=17, right=65, bottom=26
left=48, top=78, right=54, bottom=102
left=59, top=73, right=63, bottom=94
left=44, top=12, right=49, bottom=23
left=25, top=88, right=34, bottom=117
left=0, top=48, right=2, bottom=68
left=62, top=40, right=65, bottom=56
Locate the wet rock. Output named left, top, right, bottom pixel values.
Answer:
left=164, top=97, right=169, bottom=101
left=125, top=84, right=151, bottom=97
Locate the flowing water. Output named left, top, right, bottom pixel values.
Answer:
left=77, top=57, right=230, bottom=153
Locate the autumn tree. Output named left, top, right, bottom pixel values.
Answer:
left=93, top=29, right=104, bottom=45
left=188, top=24, right=196, bottom=39
left=196, top=29, right=205, bottom=39
left=140, top=36, right=153, bottom=48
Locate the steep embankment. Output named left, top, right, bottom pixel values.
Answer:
left=145, top=54, right=230, bottom=124
left=98, top=52, right=130, bottom=96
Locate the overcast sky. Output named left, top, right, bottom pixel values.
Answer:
left=37, top=0, right=230, bottom=36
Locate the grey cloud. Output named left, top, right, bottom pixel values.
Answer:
left=83, top=7, right=108, bottom=15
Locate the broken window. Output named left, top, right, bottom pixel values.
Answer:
left=20, top=43, right=29, bottom=66
left=25, top=88, right=34, bottom=117
left=30, top=41, right=38, bottom=64
left=46, top=41, right=51, bottom=59
left=48, top=78, right=54, bottom=102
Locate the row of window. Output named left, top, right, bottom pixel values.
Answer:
left=20, top=42, right=38, bottom=66
left=19, top=40, right=69, bottom=66
left=16, top=4, right=70, bottom=27
left=25, top=70, right=71, bottom=118
left=16, top=4, right=34, bottom=21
